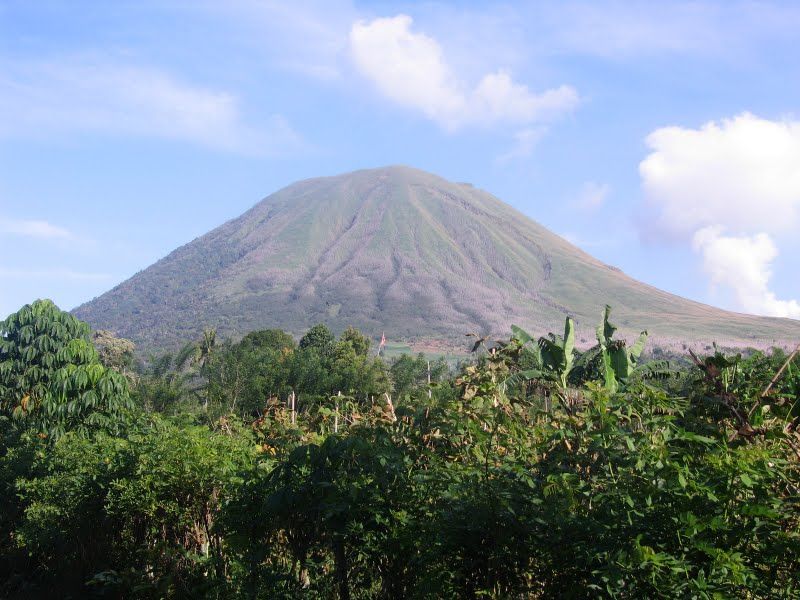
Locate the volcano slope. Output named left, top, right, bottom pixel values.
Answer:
left=73, top=166, right=800, bottom=352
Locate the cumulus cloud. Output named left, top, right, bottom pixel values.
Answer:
left=349, top=15, right=578, bottom=131
left=0, top=218, right=74, bottom=240
left=640, top=113, right=800, bottom=318
left=693, top=227, right=800, bottom=319
left=640, top=113, right=800, bottom=238
left=0, top=58, right=305, bottom=155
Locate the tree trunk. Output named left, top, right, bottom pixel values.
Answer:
left=333, top=538, right=350, bottom=600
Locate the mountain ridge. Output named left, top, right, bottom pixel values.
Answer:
left=73, top=165, right=800, bottom=352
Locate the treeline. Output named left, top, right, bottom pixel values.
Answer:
left=1, top=299, right=799, bottom=598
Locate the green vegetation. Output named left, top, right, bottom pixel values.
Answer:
left=0, top=300, right=132, bottom=438
left=2, top=299, right=800, bottom=598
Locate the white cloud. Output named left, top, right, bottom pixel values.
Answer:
left=0, top=218, right=74, bottom=240
left=349, top=15, right=578, bottom=131
left=639, top=113, right=800, bottom=318
left=693, top=227, right=800, bottom=319
left=0, top=58, right=305, bottom=155
left=574, top=181, right=610, bottom=211
left=208, top=2, right=800, bottom=82
left=640, top=113, right=800, bottom=239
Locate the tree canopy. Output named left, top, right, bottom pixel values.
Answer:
left=0, top=299, right=132, bottom=438
left=1, top=303, right=799, bottom=598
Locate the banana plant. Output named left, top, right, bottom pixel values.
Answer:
left=511, top=316, right=576, bottom=389
left=596, top=305, right=647, bottom=393
left=539, top=316, right=576, bottom=389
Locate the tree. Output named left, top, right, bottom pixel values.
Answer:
left=91, top=329, right=136, bottom=380
left=299, top=324, right=334, bottom=354
left=329, top=343, right=390, bottom=399
left=206, top=340, right=287, bottom=419
left=194, top=328, right=217, bottom=373
left=0, top=300, right=132, bottom=438
left=338, top=326, right=371, bottom=357
left=14, top=415, right=253, bottom=597
left=390, top=353, right=449, bottom=398
left=132, top=343, right=197, bottom=414
left=237, top=329, right=296, bottom=354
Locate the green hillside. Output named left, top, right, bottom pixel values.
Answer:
left=73, top=166, right=800, bottom=351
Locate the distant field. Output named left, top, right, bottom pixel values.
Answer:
left=380, top=341, right=469, bottom=365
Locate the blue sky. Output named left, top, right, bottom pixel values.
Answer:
left=2, top=1, right=800, bottom=321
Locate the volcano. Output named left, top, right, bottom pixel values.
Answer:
left=73, top=166, right=800, bottom=351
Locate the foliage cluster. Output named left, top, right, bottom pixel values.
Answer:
left=1, top=300, right=799, bottom=598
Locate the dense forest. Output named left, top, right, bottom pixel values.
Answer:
left=1, top=299, right=799, bottom=598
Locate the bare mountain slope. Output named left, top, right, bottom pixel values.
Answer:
left=73, top=166, right=800, bottom=351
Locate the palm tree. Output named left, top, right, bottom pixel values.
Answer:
left=195, top=328, right=217, bottom=372
left=194, top=328, right=217, bottom=410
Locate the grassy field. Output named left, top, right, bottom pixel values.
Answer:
left=379, top=341, right=468, bottom=366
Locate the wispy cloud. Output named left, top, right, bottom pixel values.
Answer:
left=349, top=15, right=579, bottom=131
left=205, top=0, right=356, bottom=80
left=0, top=57, right=306, bottom=155
left=0, top=218, right=75, bottom=240
left=573, top=181, right=610, bottom=211
left=199, top=2, right=800, bottom=95
left=0, top=267, right=112, bottom=282
left=495, top=127, right=548, bottom=163
left=538, top=2, right=725, bottom=59
left=530, top=1, right=800, bottom=61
